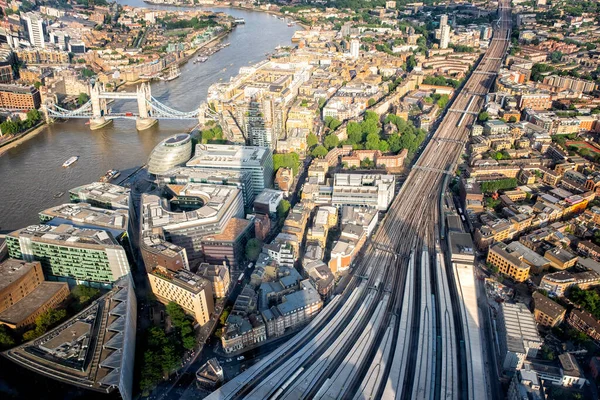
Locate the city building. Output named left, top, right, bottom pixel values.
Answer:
left=147, top=133, right=193, bottom=175
left=23, top=12, right=45, bottom=48
left=197, top=262, right=231, bottom=299
left=487, top=242, right=531, bottom=282
left=69, top=182, right=130, bottom=210
left=332, top=174, right=395, bottom=210
left=6, top=224, right=130, bottom=288
left=38, top=203, right=129, bottom=230
left=567, top=309, right=600, bottom=341
left=544, top=248, right=578, bottom=270
left=0, top=259, right=69, bottom=329
left=532, top=292, right=565, bottom=328
left=0, top=84, right=41, bottom=109
left=187, top=144, right=274, bottom=196
left=254, top=189, right=284, bottom=214
left=140, top=235, right=190, bottom=273
left=140, top=183, right=245, bottom=265
left=201, top=217, right=253, bottom=268
left=498, top=302, right=543, bottom=371
left=540, top=270, right=600, bottom=296
left=350, top=39, right=360, bottom=59
left=195, top=358, right=224, bottom=389
left=148, top=266, right=214, bottom=325
left=4, top=278, right=136, bottom=400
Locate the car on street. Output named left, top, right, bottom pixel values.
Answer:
left=237, top=356, right=245, bottom=361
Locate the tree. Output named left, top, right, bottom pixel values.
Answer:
left=273, top=152, right=300, bottom=175
left=77, top=92, right=90, bottom=106
left=23, top=308, right=67, bottom=341
left=365, top=132, right=380, bottom=150
left=306, top=133, right=318, bottom=149
left=323, top=134, right=339, bottom=150
left=71, top=285, right=100, bottom=303
left=0, top=325, right=15, bottom=350
left=33, top=81, right=42, bottom=89
left=508, top=116, right=517, bottom=123
left=277, top=200, right=291, bottom=220
left=480, top=178, right=518, bottom=193
left=368, top=98, right=376, bottom=106
left=478, top=111, right=489, bottom=122
left=0, top=120, right=19, bottom=135
left=311, top=145, right=328, bottom=158
left=245, top=238, right=262, bottom=262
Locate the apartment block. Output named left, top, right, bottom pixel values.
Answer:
left=0, top=259, right=69, bottom=329
left=487, top=242, right=530, bottom=282
left=148, top=266, right=214, bottom=325
left=532, top=292, right=565, bottom=328
left=6, top=224, right=130, bottom=289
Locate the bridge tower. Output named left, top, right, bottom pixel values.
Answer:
left=89, top=83, right=111, bottom=130
left=135, top=83, right=157, bottom=131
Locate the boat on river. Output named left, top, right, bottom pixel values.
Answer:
left=62, top=156, right=79, bottom=168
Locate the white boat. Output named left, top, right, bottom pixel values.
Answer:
left=62, top=156, right=79, bottom=168
left=161, top=65, right=181, bottom=81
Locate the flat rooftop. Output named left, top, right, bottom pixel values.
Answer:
left=0, top=259, right=39, bottom=293
left=0, top=282, right=68, bottom=325
left=187, top=144, right=270, bottom=167
left=3, top=278, right=136, bottom=399
left=39, top=203, right=129, bottom=230
left=69, top=182, right=130, bottom=209
left=9, top=223, right=121, bottom=249
left=202, top=217, right=252, bottom=243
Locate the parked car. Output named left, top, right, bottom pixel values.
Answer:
left=237, top=356, right=245, bottom=361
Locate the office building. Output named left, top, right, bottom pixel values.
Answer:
left=156, top=166, right=254, bottom=207
left=0, top=84, right=41, bottom=109
left=567, top=309, right=600, bottom=341
left=148, top=266, right=214, bottom=325
left=23, top=12, right=45, bottom=48
left=187, top=144, right=274, bottom=196
left=254, top=189, right=284, bottom=214
left=140, top=183, right=244, bottom=264
left=540, top=270, right=600, bottom=297
left=147, top=133, right=193, bottom=175
left=487, top=242, right=531, bottom=282
left=4, top=278, right=136, bottom=400
left=498, top=302, right=543, bottom=371
left=532, top=292, right=565, bottom=328
left=440, top=24, right=450, bottom=49
left=0, top=259, right=69, bottom=329
left=201, top=217, right=253, bottom=268
left=69, top=182, right=130, bottom=210
left=332, top=174, right=395, bottom=211
left=350, top=39, right=360, bottom=59
left=198, top=262, right=231, bottom=299
left=141, top=235, right=189, bottom=273
left=39, top=203, right=129, bottom=230
left=6, top=224, right=130, bottom=288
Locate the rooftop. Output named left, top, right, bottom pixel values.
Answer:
left=0, top=259, right=40, bottom=293
left=501, top=302, right=542, bottom=354
left=39, top=203, right=129, bottom=230
left=532, top=292, right=565, bottom=320
left=277, top=280, right=321, bottom=315
left=201, top=218, right=252, bottom=243
left=69, top=182, right=130, bottom=209
left=9, top=223, right=121, bottom=249
left=151, top=268, right=211, bottom=295
left=187, top=144, right=270, bottom=167
left=3, top=278, right=136, bottom=399
left=0, top=282, right=68, bottom=325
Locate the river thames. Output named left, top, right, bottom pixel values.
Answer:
left=0, top=2, right=299, bottom=232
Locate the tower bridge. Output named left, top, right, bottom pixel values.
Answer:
left=44, top=83, right=220, bottom=130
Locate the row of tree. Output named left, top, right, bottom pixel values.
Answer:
left=0, top=109, right=42, bottom=136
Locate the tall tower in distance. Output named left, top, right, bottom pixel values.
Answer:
left=23, top=12, right=45, bottom=49
left=350, top=39, right=360, bottom=59
left=439, top=14, right=450, bottom=49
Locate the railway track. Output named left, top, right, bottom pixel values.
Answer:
left=206, top=2, right=512, bottom=399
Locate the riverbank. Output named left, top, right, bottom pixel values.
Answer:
left=0, top=123, right=47, bottom=157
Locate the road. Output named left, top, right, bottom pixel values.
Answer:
left=205, top=2, right=512, bottom=399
